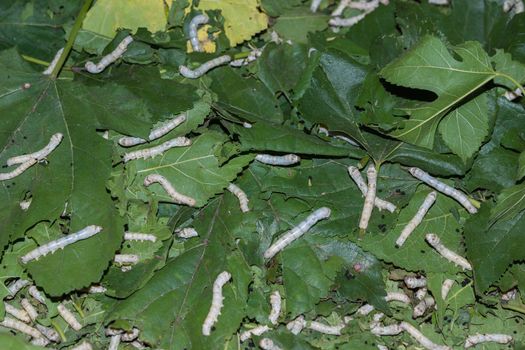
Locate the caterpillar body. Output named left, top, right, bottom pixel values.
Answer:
left=114, top=254, right=139, bottom=265
left=123, top=137, right=191, bottom=162
left=88, top=285, right=107, bottom=294
left=227, top=183, right=249, bottom=213
left=428, top=0, right=449, bottom=4
left=30, top=337, right=49, bottom=347
left=371, top=324, right=403, bottom=336
left=189, top=14, right=209, bottom=52
left=347, top=166, right=396, bottom=212
left=385, top=292, right=411, bottom=305
left=118, top=136, right=146, bottom=147
left=504, top=87, right=522, bottom=101
left=179, top=55, right=231, bottom=79
left=415, top=287, right=428, bottom=301
left=6, top=279, right=29, bottom=298
left=404, top=276, right=427, bottom=289
left=396, top=191, right=437, bottom=247
left=286, top=315, right=306, bottom=335
left=441, top=279, right=454, bottom=300
left=71, top=341, right=93, bottom=350
left=409, top=168, right=477, bottom=214
left=85, top=36, right=133, bottom=74
left=230, top=49, right=262, bottom=67
left=310, top=0, right=322, bottom=12
left=119, top=114, right=187, bottom=147
left=4, top=303, right=31, bottom=323
left=43, top=48, right=64, bottom=75
left=255, top=154, right=301, bottom=166
left=308, top=320, right=346, bottom=335
left=0, top=317, right=43, bottom=338
left=57, top=303, right=82, bottom=331
left=329, top=13, right=367, bottom=27
left=501, top=288, right=517, bottom=302
left=268, top=291, right=281, bottom=325
left=7, top=133, right=62, bottom=166
left=124, top=232, right=157, bottom=242
left=356, top=304, right=375, bottom=316
left=20, top=298, right=38, bottom=321
left=121, top=328, right=140, bottom=342
left=359, top=165, right=377, bottom=230
left=20, top=225, right=103, bottom=264
left=425, top=234, right=472, bottom=270
left=108, top=334, right=121, bottom=350
left=400, top=322, right=451, bottom=350
left=0, top=158, right=37, bottom=181
left=175, top=227, right=199, bottom=238
left=260, top=338, right=282, bottom=350
left=264, top=207, right=331, bottom=259
left=36, top=324, right=60, bottom=343
left=239, top=325, right=270, bottom=341
left=464, top=333, right=513, bottom=348
left=144, top=174, right=196, bottom=206
left=202, top=271, right=231, bottom=336
left=242, top=122, right=252, bottom=128
left=28, top=285, right=46, bottom=305
left=413, top=296, right=435, bottom=318
left=20, top=199, right=32, bottom=211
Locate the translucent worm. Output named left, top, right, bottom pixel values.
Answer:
left=308, top=320, right=346, bottom=335
left=264, top=207, right=331, bottom=259
left=118, top=114, right=187, bottom=147
left=7, top=133, right=63, bottom=166
left=425, top=234, right=472, bottom=270
left=385, top=292, right=411, bottom=304
left=114, top=254, right=139, bottom=265
left=227, top=183, right=249, bottom=213
left=179, top=55, right=231, bottom=79
left=0, top=317, right=43, bottom=338
left=202, top=271, right=231, bottom=336
left=347, top=166, right=396, bottom=212
left=123, top=137, right=191, bottom=162
left=21, top=225, right=103, bottom=264
left=4, top=303, right=31, bottom=323
left=189, top=14, right=209, bottom=52
left=43, top=48, right=64, bottom=75
left=175, top=227, right=199, bottom=238
left=409, top=168, right=477, bottom=214
left=441, top=279, right=454, bottom=300
left=268, top=291, right=281, bottom=325
left=124, top=232, right=157, bottom=242
left=404, top=276, right=427, bottom=289
left=255, top=154, right=301, bottom=166
left=464, top=333, right=513, bottom=348
left=413, top=296, right=435, bottom=318
left=71, top=341, right=93, bottom=350
left=144, top=174, right=196, bottom=206
left=6, top=279, right=29, bottom=298
left=57, top=303, right=82, bottom=331
left=400, top=322, right=451, bottom=350
left=359, top=165, right=377, bottom=230
left=85, top=36, right=133, bottom=74
left=260, top=338, right=282, bottom=350
left=286, top=315, right=306, bottom=335
left=396, top=191, right=437, bottom=247
left=0, top=158, right=37, bottom=181
left=36, top=324, right=60, bottom=342
left=20, top=298, right=38, bottom=321
left=239, top=325, right=271, bottom=341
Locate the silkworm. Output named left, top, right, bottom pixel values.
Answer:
left=409, top=168, right=477, bottom=214
left=121, top=328, right=140, bottom=342
left=331, top=0, right=351, bottom=16
left=71, top=341, right=93, bottom=350
left=21, top=225, right=103, bottom=264
left=501, top=288, right=517, bottom=302
left=425, top=234, right=472, bottom=270
left=260, top=338, right=282, bottom=350
left=118, top=136, right=147, bottom=147
left=189, top=14, right=209, bottom=52
left=123, top=137, right=191, bottom=162
left=377, top=345, right=389, bottom=350
left=28, top=286, right=45, bottom=305
left=124, top=232, right=157, bottom=242
left=396, top=191, right=437, bottom=247
left=114, top=254, right=139, bottom=265
left=119, top=114, right=187, bottom=147
left=413, top=296, right=435, bottom=318
left=400, top=322, right=451, bottom=350
left=4, top=303, right=31, bottom=323
left=36, top=324, right=60, bottom=342
left=144, top=174, right=196, bottom=206
left=43, top=48, right=64, bottom=75
left=359, top=165, right=377, bottom=230
left=0, top=317, right=43, bottom=338
left=308, top=320, right=346, bottom=335
left=404, top=276, right=427, bottom=289
left=239, top=325, right=270, bottom=341
left=242, top=122, right=252, bottom=128
left=334, top=134, right=360, bottom=146
left=31, top=337, right=49, bottom=346
left=310, top=0, right=322, bottom=12
left=286, top=315, right=306, bottom=335
left=175, top=227, right=199, bottom=238
left=384, top=292, right=411, bottom=304
left=504, top=87, right=522, bottom=101
left=6, top=279, right=29, bottom=298
left=264, top=207, right=331, bottom=259
left=230, top=49, right=262, bottom=67
left=131, top=340, right=147, bottom=349
left=0, top=158, right=37, bottom=181
left=464, top=333, right=513, bottom=348
left=371, top=324, right=403, bottom=336
left=227, top=183, right=249, bottom=213
left=85, top=36, right=133, bottom=74
left=415, top=287, right=428, bottom=301
left=88, top=285, right=107, bottom=294
left=347, top=166, right=396, bottom=212
left=329, top=13, right=367, bottom=27
left=356, top=304, right=375, bottom=316
left=441, top=279, right=454, bottom=300
left=109, top=334, right=121, bottom=350
left=20, top=298, right=38, bottom=321
left=20, top=199, right=32, bottom=211
left=179, top=55, right=231, bottom=79
left=57, top=303, right=82, bottom=331
left=428, top=0, right=449, bottom=4
left=255, top=154, right=300, bottom=166
left=202, top=271, right=231, bottom=336
left=268, top=291, right=281, bottom=325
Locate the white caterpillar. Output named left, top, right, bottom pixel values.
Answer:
left=20, top=199, right=32, bottom=211
left=28, top=286, right=46, bottom=304
left=264, top=207, right=331, bottom=259
left=108, top=334, right=121, bottom=350
left=239, top=325, right=271, bottom=341
left=0, top=317, right=43, bottom=338
left=347, top=166, right=396, bottom=213
left=230, top=48, right=262, bottom=67
left=413, top=296, right=435, bottom=318
left=42, top=48, right=64, bottom=75
left=118, top=114, right=187, bottom=147
left=425, top=234, right=472, bottom=270
left=179, top=55, right=232, bottom=79
left=308, top=320, right=347, bottom=335
left=441, top=279, right=454, bottom=300
left=202, top=271, right=231, bottom=336
left=21, top=225, right=103, bottom=264
left=36, top=324, right=60, bottom=343
left=175, top=227, right=199, bottom=238
left=331, top=0, right=351, bottom=16
left=371, top=324, right=403, bottom=336
left=501, top=288, right=517, bottom=302
left=85, top=36, right=133, bottom=74
left=114, top=254, right=139, bottom=265
left=385, top=292, right=411, bottom=304
left=57, top=303, right=82, bottom=331
left=404, top=276, right=427, bottom=289
left=255, top=154, right=301, bottom=166
left=123, top=137, right=191, bottom=162
left=0, top=158, right=37, bottom=181
left=189, top=14, right=209, bottom=52
left=377, top=345, right=389, bottom=350
left=400, top=322, right=451, bottom=350
left=124, top=232, right=157, bottom=242
left=286, top=315, right=306, bottom=335
left=359, top=164, right=377, bottom=230
left=6, top=279, right=29, bottom=298
left=4, top=303, right=31, bottom=323
left=131, top=341, right=147, bottom=349
left=428, top=0, right=449, bottom=4
left=415, top=287, right=428, bottom=301
left=242, top=122, right=252, bottom=128
left=464, top=333, right=513, bottom=348
left=268, top=291, right=281, bottom=325
left=88, top=285, right=107, bottom=294
left=227, top=183, right=250, bottom=213
left=310, top=0, right=322, bottom=12
left=396, top=191, right=437, bottom=247
left=30, top=337, right=49, bottom=347
left=144, top=174, right=196, bottom=206
left=20, top=298, right=38, bottom=321
left=504, top=87, right=523, bottom=101
left=329, top=0, right=388, bottom=27
left=71, top=341, right=93, bottom=350
left=121, top=328, right=140, bottom=342
left=356, top=304, right=375, bottom=316
left=409, top=168, right=477, bottom=214
left=260, top=338, right=282, bottom=350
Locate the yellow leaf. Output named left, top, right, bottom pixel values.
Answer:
left=197, top=0, right=268, bottom=46
left=186, top=25, right=218, bottom=53
left=83, top=0, right=167, bottom=38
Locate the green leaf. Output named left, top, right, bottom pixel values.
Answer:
left=518, top=151, right=525, bottom=181
left=465, top=147, right=518, bottom=192
left=491, top=184, right=525, bottom=224
left=273, top=8, right=329, bottom=43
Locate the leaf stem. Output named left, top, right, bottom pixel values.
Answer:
left=51, top=319, right=67, bottom=342
left=502, top=302, right=525, bottom=315
left=469, top=198, right=481, bottom=209
left=21, top=54, right=49, bottom=67
left=50, top=0, right=94, bottom=78
left=497, top=72, right=525, bottom=97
